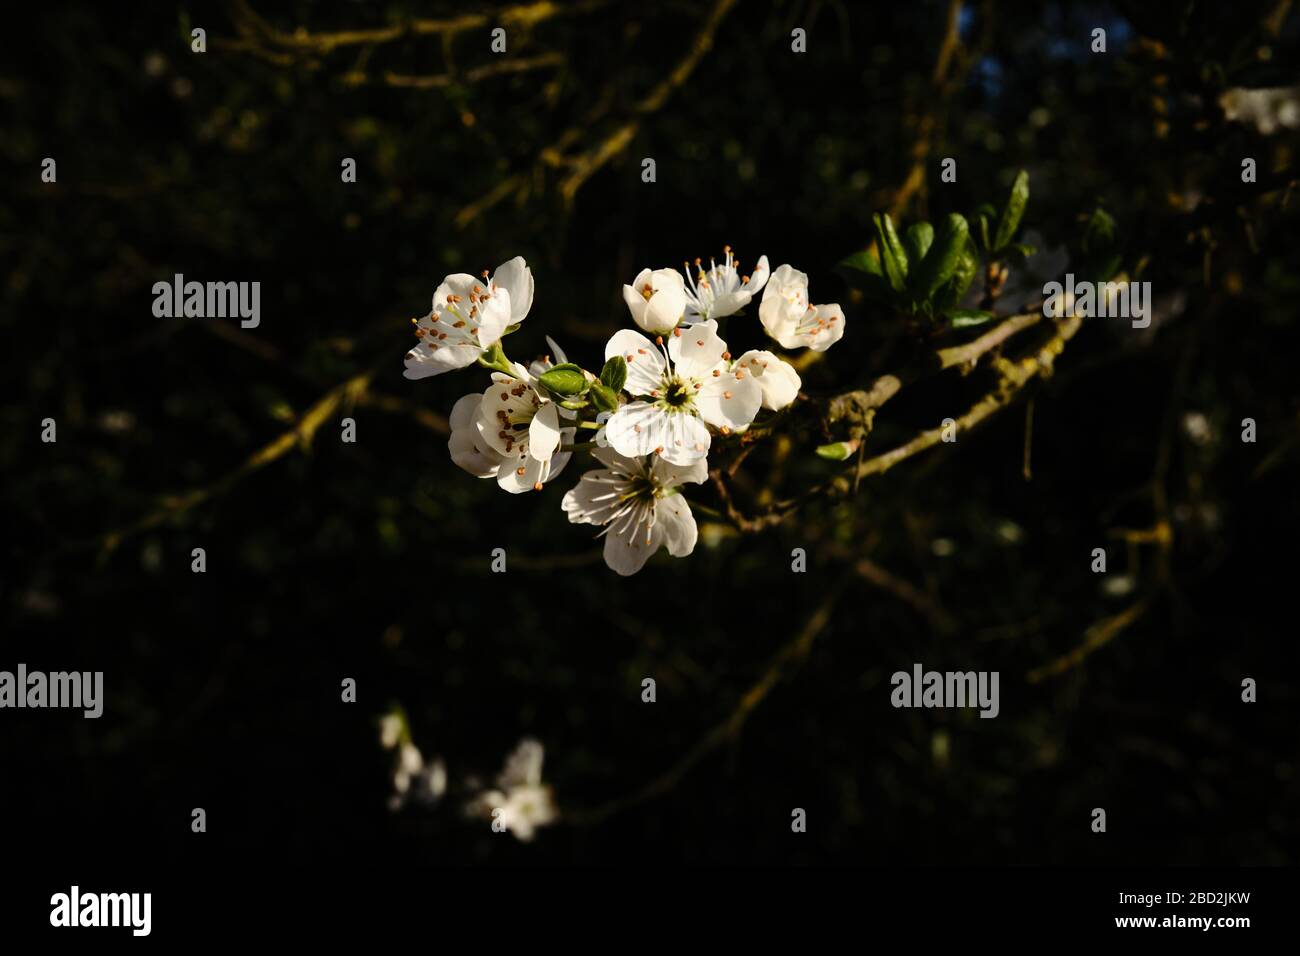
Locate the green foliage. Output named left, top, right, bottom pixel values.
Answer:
left=909, top=213, right=970, bottom=303
left=599, top=355, right=627, bottom=394
left=993, top=169, right=1030, bottom=252
left=538, top=363, right=588, bottom=397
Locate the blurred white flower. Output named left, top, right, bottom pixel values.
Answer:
left=562, top=448, right=707, bottom=575
left=735, top=349, right=801, bottom=411
left=405, top=257, right=534, bottom=378
left=759, top=264, right=845, bottom=351
left=1181, top=411, right=1213, bottom=446
left=623, top=267, right=687, bottom=334
left=1102, top=574, right=1136, bottom=598
left=379, top=714, right=403, bottom=750
left=381, top=715, right=447, bottom=811
left=682, top=247, right=770, bottom=322
left=602, top=319, right=761, bottom=466
left=1220, top=85, right=1300, bottom=135
left=469, top=738, right=558, bottom=842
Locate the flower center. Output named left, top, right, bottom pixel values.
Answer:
left=653, top=371, right=700, bottom=413
left=664, top=380, right=692, bottom=407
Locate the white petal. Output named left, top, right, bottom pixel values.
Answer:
left=448, top=394, right=503, bottom=477
left=603, top=509, right=661, bottom=576
left=591, top=445, right=645, bottom=475
left=496, top=453, right=543, bottom=493
left=669, top=318, right=726, bottom=379
left=650, top=455, right=708, bottom=487
left=545, top=335, right=568, bottom=366
left=758, top=264, right=808, bottom=342
left=697, top=368, right=762, bottom=430
left=499, top=738, right=545, bottom=789
left=403, top=341, right=481, bottom=378
left=545, top=430, right=574, bottom=483
left=654, top=412, right=712, bottom=465
left=491, top=257, right=534, bottom=324
left=449, top=393, right=482, bottom=431
left=737, top=349, right=801, bottom=410
left=605, top=402, right=672, bottom=459
left=528, top=402, right=561, bottom=461
left=449, top=431, right=501, bottom=477
left=605, top=329, right=665, bottom=395
left=707, top=288, right=753, bottom=319
left=434, top=274, right=478, bottom=309
left=562, top=469, right=628, bottom=525
left=622, top=283, right=649, bottom=328
left=474, top=287, right=512, bottom=348
left=478, top=379, right=540, bottom=456
left=767, top=263, right=807, bottom=294
left=655, top=494, right=698, bottom=558
left=748, top=255, right=771, bottom=294
left=807, top=303, right=846, bottom=352
left=640, top=269, right=687, bottom=333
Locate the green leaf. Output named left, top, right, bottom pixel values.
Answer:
left=538, top=363, right=589, bottom=397
left=976, top=214, right=991, bottom=254
left=904, top=222, right=935, bottom=264
left=909, top=213, right=970, bottom=302
left=993, top=170, right=1029, bottom=251
left=1005, top=242, right=1037, bottom=261
left=588, top=382, right=619, bottom=412
left=873, top=212, right=909, bottom=292
left=599, top=355, right=627, bottom=393
left=932, top=245, right=979, bottom=313
left=948, top=309, right=997, bottom=328
left=839, top=248, right=883, bottom=277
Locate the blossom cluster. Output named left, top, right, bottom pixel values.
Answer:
left=381, top=712, right=558, bottom=842
left=403, top=251, right=844, bottom=574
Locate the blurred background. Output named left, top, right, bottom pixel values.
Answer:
left=2, top=0, right=1298, bottom=864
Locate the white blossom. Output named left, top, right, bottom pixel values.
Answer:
left=734, top=349, right=801, bottom=411
left=681, top=247, right=770, bottom=322
left=468, top=738, right=558, bottom=842
left=1220, top=85, right=1300, bottom=135
left=562, top=447, right=706, bottom=575
left=448, top=366, right=575, bottom=493
left=602, top=319, right=761, bottom=466
left=622, top=267, right=687, bottom=334
left=758, top=264, right=845, bottom=352
left=404, top=256, right=534, bottom=378
left=380, top=718, right=447, bottom=812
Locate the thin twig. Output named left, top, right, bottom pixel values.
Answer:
left=566, top=579, right=846, bottom=826
left=1025, top=598, right=1151, bottom=684
left=229, top=0, right=609, bottom=56
left=89, top=366, right=378, bottom=555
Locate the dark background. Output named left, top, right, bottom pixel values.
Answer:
left=2, top=0, right=1298, bottom=865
